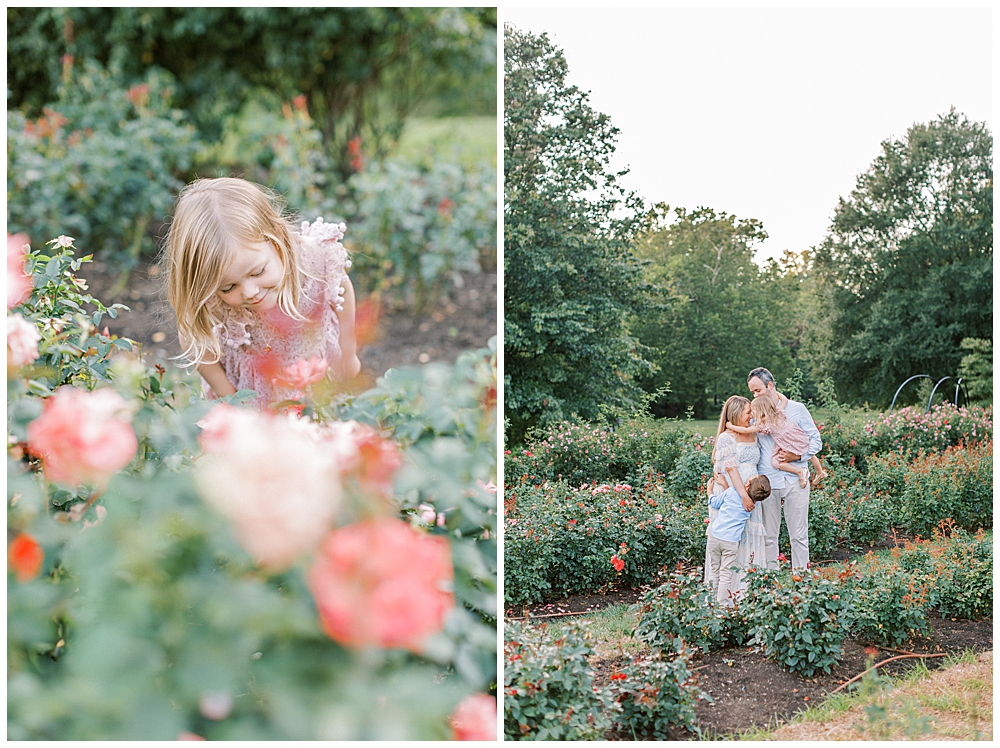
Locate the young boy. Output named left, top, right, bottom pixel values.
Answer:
left=706, top=474, right=771, bottom=605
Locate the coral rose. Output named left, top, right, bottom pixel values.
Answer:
left=450, top=693, right=497, bottom=741
left=8, top=533, right=44, bottom=582
left=272, top=356, right=328, bottom=389
left=26, top=387, right=138, bottom=488
left=7, top=313, right=41, bottom=371
left=308, top=517, right=454, bottom=653
left=7, top=233, right=32, bottom=309
left=194, top=405, right=344, bottom=570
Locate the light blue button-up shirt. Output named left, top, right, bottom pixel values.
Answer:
left=755, top=398, right=822, bottom=489
left=708, top=486, right=752, bottom=543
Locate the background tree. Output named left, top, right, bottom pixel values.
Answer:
left=504, top=26, right=652, bottom=443
left=7, top=7, right=496, bottom=180
left=633, top=206, right=798, bottom=418
left=810, top=109, right=992, bottom=406
left=957, top=338, right=992, bottom=404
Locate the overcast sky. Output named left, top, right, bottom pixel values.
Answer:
left=503, top=7, right=993, bottom=263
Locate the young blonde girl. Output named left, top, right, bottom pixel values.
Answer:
left=728, top=394, right=827, bottom=487
left=163, top=178, right=361, bottom=409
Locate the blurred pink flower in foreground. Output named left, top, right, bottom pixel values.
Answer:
left=7, top=313, right=41, bottom=371
left=194, top=405, right=345, bottom=571
left=318, top=420, right=403, bottom=498
left=7, top=233, right=32, bottom=309
left=309, top=517, right=454, bottom=653
left=27, top=387, right=138, bottom=487
left=273, top=355, right=328, bottom=389
left=450, top=693, right=497, bottom=741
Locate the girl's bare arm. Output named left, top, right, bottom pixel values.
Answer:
left=727, top=422, right=759, bottom=434
left=197, top=361, right=237, bottom=398
left=335, top=276, right=362, bottom=379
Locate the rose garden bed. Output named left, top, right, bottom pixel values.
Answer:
left=503, top=410, right=993, bottom=740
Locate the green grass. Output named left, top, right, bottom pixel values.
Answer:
left=396, top=116, right=497, bottom=169
left=733, top=649, right=982, bottom=740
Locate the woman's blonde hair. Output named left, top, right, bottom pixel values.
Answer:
left=162, top=178, right=304, bottom=366
left=750, top=396, right=784, bottom=428
left=713, top=395, right=750, bottom=462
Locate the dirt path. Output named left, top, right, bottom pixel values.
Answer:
left=80, top=256, right=497, bottom=377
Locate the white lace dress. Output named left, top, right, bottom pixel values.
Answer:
left=705, top=432, right=767, bottom=598
left=212, top=217, right=352, bottom=408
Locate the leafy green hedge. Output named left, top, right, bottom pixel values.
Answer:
left=503, top=477, right=705, bottom=606
left=8, top=62, right=199, bottom=262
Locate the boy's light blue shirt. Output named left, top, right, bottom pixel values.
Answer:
left=707, top=486, right=752, bottom=543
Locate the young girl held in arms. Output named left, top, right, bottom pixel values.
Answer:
left=163, top=178, right=362, bottom=409
left=727, top=394, right=827, bottom=488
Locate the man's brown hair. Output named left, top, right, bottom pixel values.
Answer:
left=747, top=475, right=771, bottom=503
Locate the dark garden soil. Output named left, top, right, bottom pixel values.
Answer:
left=79, top=254, right=497, bottom=378
left=505, top=554, right=993, bottom=740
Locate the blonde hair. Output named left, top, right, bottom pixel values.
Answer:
left=162, top=178, right=305, bottom=366
left=713, top=395, right=750, bottom=462
left=750, top=396, right=785, bottom=428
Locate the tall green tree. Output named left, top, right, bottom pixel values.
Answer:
left=633, top=206, right=797, bottom=418
left=811, top=109, right=993, bottom=406
left=504, top=26, right=652, bottom=443
left=7, top=7, right=496, bottom=180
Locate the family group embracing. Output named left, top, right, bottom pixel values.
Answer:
left=703, top=367, right=824, bottom=605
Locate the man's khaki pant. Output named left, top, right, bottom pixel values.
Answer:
left=760, top=479, right=810, bottom=568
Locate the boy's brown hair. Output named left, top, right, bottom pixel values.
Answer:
left=747, top=475, right=771, bottom=503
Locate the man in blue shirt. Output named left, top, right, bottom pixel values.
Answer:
left=706, top=475, right=771, bottom=605
left=747, top=367, right=822, bottom=570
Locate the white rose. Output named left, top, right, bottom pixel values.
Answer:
left=7, top=313, right=41, bottom=371
left=194, top=406, right=344, bottom=570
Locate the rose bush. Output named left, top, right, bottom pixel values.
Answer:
left=8, top=237, right=497, bottom=740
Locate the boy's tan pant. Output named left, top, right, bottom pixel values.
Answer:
left=706, top=534, right=740, bottom=606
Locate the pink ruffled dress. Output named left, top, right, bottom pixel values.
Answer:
left=211, top=217, right=352, bottom=408
left=758, top=415, right=811, bottom=457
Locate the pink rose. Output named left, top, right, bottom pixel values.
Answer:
left=26, top=387, right=137, bottom=487
left=194, top=406, right=344, bottom=571
left=273, top=356, right=328, bottom=389
left=7, top=313, right=41, bottom=371
left=329, top=422, right=402, bottom=498
left=450, top=693, right=497, bottom=741
left=308, top=517, right=454, bottom=653
left=7, top=234, right=32, bottom=309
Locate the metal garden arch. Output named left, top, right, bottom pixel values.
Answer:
left=888, top=375, right=967, bottom=415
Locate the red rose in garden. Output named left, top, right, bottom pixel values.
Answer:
left=450, top=693, right=496, bottom=741
left=8, top=533, right=43, bottom=582
left=308, top=517, right=454, bottom=653
left=26, top=386, right=138, bottom=488
left=610, top=554, right=624, bottom=572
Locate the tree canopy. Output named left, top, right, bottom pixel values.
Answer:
left=7, top=7, right=496, bottom=179
left=504, top=26, right=652, bottom=443
left=811, top=109, right=992, bottom=406
left=633, top=206, right=798, bottom=418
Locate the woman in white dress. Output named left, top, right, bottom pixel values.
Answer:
left=705, top=395, right=768, bottom=602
